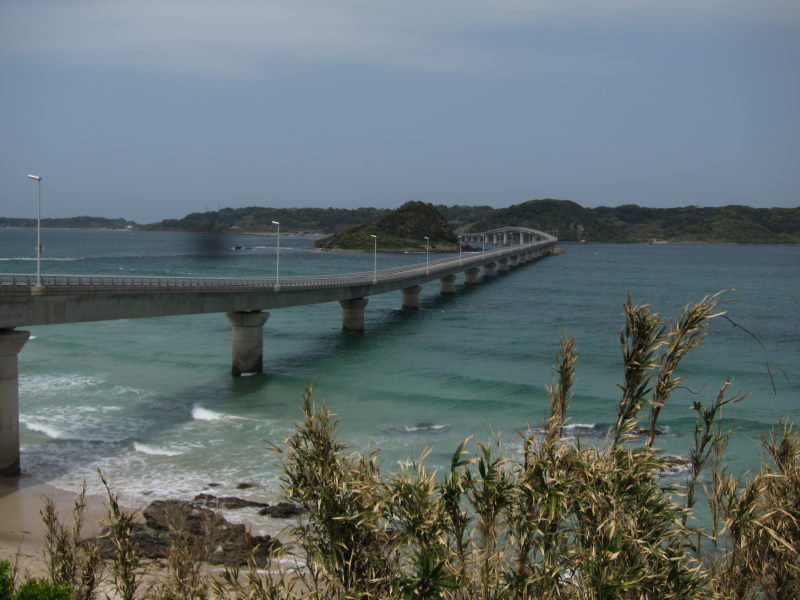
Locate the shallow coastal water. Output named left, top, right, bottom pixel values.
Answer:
left=3, top=228, right=799, bottom=521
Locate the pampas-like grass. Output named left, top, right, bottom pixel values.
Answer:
left=28, top=291, right=799, bottom=600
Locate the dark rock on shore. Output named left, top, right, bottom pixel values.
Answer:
left=192, top=493, right=304, bottom=518
left=192, top=493, right=268, bottom=510
left=94, top=499, right=279, bottom=566
left=258, top=502, right=305, bottom=518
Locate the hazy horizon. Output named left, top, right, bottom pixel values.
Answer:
left=2, top=2, right=798, bottom=222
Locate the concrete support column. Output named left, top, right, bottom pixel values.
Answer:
left=439, top=275, right=456, bottom=296
left=402, top=285, right=422, bottom=310
left=497, top=258, right=509, bottom=273
left=483, top=262, right=496, bottom=277
left=340, top=297, right=368, bottom=332
left=509, top=255, right=519, bottom=268
left=0, top=329, right=30, bottom=476
left=226, top=311, right=269, bottom=376
left=464, top=267, right=480, bottom=284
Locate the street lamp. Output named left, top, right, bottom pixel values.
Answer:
left=370, top=234, right=377, bottom=282
left=458, top=235, right=463, bottom=265
left=481, top=233, right=486, bottom=254
left=271, top=220, right=280, bottom=286
left=424, top=236, right=430, bottom=274
left=26, top=174, right=42, bottom=286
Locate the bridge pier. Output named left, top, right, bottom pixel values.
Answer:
left=0, top=329, right=29, bottom=476
left=402, top=286, right=422, bottom=309
left=439, top=275, right=456, bottom=296
left=497, top=258, right=509, bottom=273
left=483, top=262, right=497, bottom=277
left=464, top=267, right=480, bottom=284
left=340, top=298, right=368, bottom=332
left=226, top=311, right=269, bottom=376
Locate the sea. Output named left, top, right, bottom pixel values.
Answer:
left=2, top=228, right=798, bottom=532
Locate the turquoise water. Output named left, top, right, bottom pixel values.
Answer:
left=2, top=228, right=798, bottom=524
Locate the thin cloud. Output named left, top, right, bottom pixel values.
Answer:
left=2, top=0, right=798, bottom=75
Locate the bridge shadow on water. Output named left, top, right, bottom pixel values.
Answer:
left=255, top=273, right=507, bottom=379
left=237, top=265, right=529, bottom=384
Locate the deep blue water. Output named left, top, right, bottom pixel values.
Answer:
left=2, top=227, right=798, bottom=531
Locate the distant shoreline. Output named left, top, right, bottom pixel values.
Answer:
left=4, top=226, right=797, bottom=247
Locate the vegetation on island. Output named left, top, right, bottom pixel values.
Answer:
left=4, top=291, right=799, bottom=599
left=0, top=217, right=135, bottom=230
left=315, top=201, right=458, bottom=251
left=470, top=199, right=800, bottom=244
left=3, top=200, right=798, bottom=244
left=136, top=206, right=389, bottom=235
left=137, top=200, right=799, bottom=245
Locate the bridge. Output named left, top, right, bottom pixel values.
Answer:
left=0, top=227, right=558, bottom=475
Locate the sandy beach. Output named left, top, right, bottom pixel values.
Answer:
left=0, top=475, right=108, bottom=578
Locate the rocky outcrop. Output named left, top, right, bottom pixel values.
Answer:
left=94, top=499, right=280, bottom=566
left=192, top=493, right=269, bottom=510
left=192, top=493, right=304, bottom=517
left=258, top=502, right=305, bottom=518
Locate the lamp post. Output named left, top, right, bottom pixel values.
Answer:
left=26, top=174, right=42, bottom=286
left=424, top=236, right=429, bottom=274
left=271, top=220, right=280, bottom=286
left=458, top=235, right=463, bottom=265
left=482, top=233, right=486, bottom=254
left=370, top=234, right=377, bottom=282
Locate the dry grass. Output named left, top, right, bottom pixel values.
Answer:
left=18, top=291, right=799, bottom=599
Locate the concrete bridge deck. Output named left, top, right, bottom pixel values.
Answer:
left=0, top=227, right=558, bottom=475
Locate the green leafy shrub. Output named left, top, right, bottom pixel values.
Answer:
left=13, top=579, right=72, bottom=600
left=1, top=560, right=14, bottom=600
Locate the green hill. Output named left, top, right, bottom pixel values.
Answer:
left=315, top=201, right=457, bottom=251
left=138, top=206, right=389, bottom=234
left=469, top=200, right=800, bottom=243
left=0, top=216, right=135, bottom=229
left=6, top=200, right=796, bottom=245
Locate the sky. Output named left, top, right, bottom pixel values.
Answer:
left=1, top=1, right=798, bottom=223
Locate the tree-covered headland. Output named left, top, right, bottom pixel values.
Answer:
left=3, top=199, right=798, bottom=244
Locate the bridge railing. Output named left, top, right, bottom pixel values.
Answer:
left=0, top=236, right=556, bottom=291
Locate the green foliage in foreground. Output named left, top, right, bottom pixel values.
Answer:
left=16, top=291, right=800, bottom=599
left=1, top=561, right=72, bottom=600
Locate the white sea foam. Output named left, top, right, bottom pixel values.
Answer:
left=133, top=442, right=183, bottom=456
left=22, top=419, right=65, bottom=439
left=562, top=423, right=597, bottom=431
left=21, top=374, right=106, bottom=394
left=0, top=257, right=80, bottom=261
left=191, top=406, right=241, bottom=422
left=393, top=423, right=450, bottom=433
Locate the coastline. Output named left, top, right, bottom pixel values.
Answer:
left=0, top=475, right=108, bottom=577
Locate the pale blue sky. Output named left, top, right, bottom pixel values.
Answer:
left=2, top=1, right=798, bottom=222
